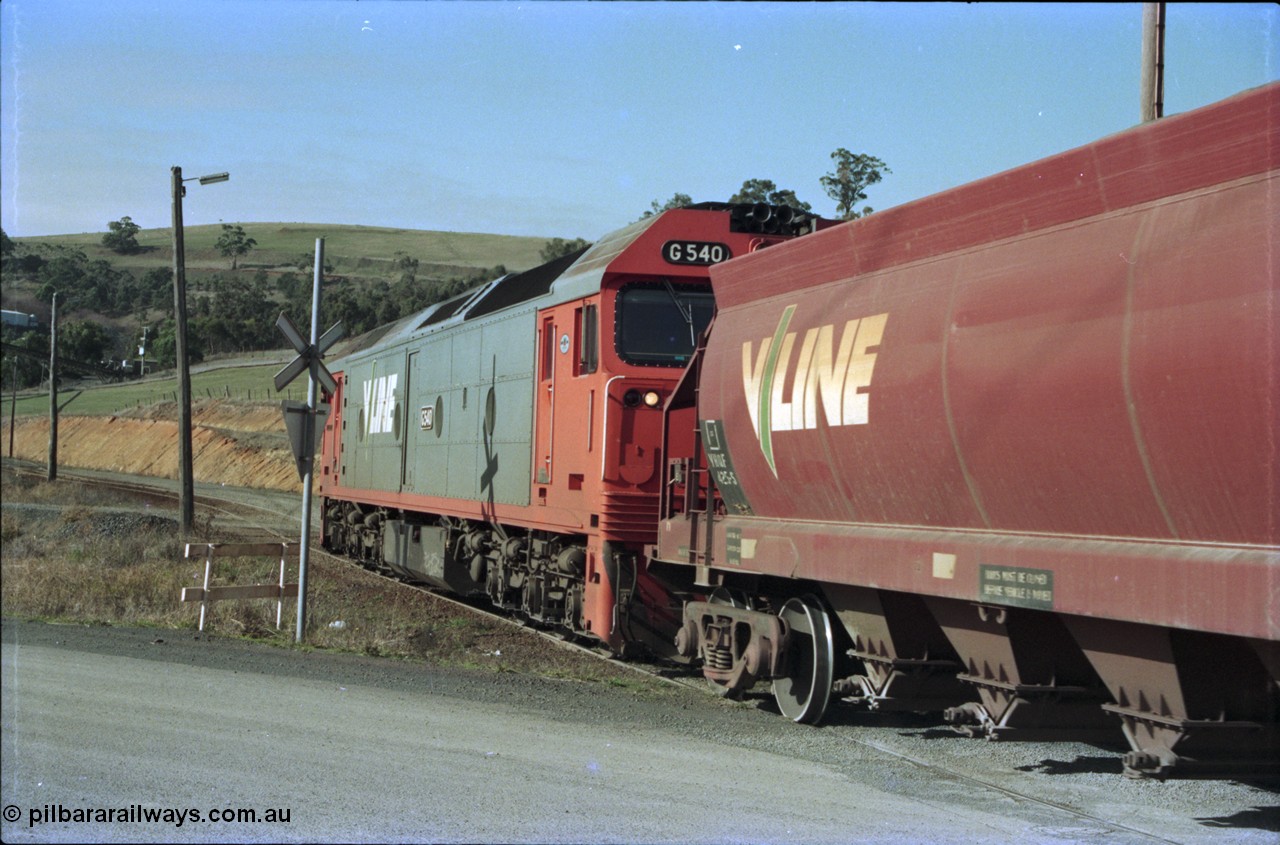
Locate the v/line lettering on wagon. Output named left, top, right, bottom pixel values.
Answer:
left=742, top=307, right=889, bottom=476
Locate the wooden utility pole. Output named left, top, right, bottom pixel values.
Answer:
left=47, top=292, right=57, bottom=481
left=8, top=362, right=16, bottom=458
left=170, top=167, right=229, bottom=535
left=172, top=166, right=195, bottom=535
left=1141, top=3, right=1166, bottom=122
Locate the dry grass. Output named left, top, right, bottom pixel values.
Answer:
left=0, top=467, right=665, bottom=692
left=1, top=477, right=189, bottom=627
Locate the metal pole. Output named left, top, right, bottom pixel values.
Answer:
left=295, top=237, right=324, bottom=643
left=1141, top=3, right=1166, bottom=123
left=47, top=292, right=57, bottom=482
left=172, top=166, right=195, bottom=535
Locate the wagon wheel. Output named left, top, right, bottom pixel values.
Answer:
left=772, top=595, right=835, bottom=724
left=708, top=586, right=753, bottom=610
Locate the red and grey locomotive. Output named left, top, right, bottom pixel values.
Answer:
left=319, top=202, right=832, bottom=655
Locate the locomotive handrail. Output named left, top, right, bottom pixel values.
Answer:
left=600, top=375, right=627, bottom=481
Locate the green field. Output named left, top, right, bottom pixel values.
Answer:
left=6, top=360, right=307, bottom=418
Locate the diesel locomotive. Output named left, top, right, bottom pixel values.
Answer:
left=320, top=82, right=1279, bottom=777
left=318, top=202, right=834, bottom=656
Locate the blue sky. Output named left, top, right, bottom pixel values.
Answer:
left=2, top=2, right=1275, bottom=241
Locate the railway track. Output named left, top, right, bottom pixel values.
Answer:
left=8, top=460, right=1275, bottom=843
left=3, top=461, right=702, bottom=694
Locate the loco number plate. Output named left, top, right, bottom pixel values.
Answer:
left=663, top=240, right=732, bottom=266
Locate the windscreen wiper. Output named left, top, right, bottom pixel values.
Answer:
left=663, top=278, right=697, bottom=349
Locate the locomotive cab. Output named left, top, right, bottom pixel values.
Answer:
left=525, top=206, right=815, bottom=652
left=527, top=277, right=716, bottom=654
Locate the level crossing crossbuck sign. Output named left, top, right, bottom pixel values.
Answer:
left=274, top=312, right=342, bottom=395
left=275, top=312, right=343, bottom=479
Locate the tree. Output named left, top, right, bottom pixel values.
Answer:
left=820, top=149, right=891, bottom=220
left=36, top=253, right=88, bottom=304
left=214, top=224, right=257, bottom=270
left=0, top=329, right=49, bottom=389
left=639, top=193, right=693, bottom=220
left=539, top=237, right=591, bottom=263
left=148, top=320, right=177, bottom=368
left=102, top=216, right=142, bottom=254
left=60, top=320, right=114, bottom=365
left=728, top=179, right=812, bottom=212
left=1, top=234, right=45, bottom=275
left=140, top=267, right=173, bottom=311
left=393, top=251, right=419, bottom=281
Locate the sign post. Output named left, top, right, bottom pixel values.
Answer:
left=274, top=238, right=343, bottom=643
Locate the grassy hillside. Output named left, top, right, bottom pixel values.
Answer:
left=22, top=222, right=550, bottom=281
left=1, top=222, right=557, bottom=374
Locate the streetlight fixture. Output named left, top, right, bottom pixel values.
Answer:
left=171, top=165, right=230, bottom=536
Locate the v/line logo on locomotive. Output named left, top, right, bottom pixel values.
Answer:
left=362, top=374, right=399, bottom=436
left=742, top=306, right=889, bottom=475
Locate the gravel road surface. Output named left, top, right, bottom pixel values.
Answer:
left=3, top=619, right=1276, bottom=844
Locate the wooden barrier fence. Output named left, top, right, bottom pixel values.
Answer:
left=181, top=542, right=299, bottom=631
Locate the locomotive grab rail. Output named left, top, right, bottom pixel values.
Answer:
left=600, top=375, right=627, bottom=481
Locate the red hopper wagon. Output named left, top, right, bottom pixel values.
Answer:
left=655, top=82, right=1279, bottom=777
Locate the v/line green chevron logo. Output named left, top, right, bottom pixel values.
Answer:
left=741, top=306, right=889, bottom=476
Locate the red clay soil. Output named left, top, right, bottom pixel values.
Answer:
left=6, top=400, right=301, bottom=491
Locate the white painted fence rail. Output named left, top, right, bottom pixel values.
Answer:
left=181, top=542, right=300, bottom=631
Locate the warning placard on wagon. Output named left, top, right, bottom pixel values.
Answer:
left=979, top=565, right=1054, bottom=610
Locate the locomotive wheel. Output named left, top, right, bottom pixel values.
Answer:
left=773, top=595, right=835, bottom=725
